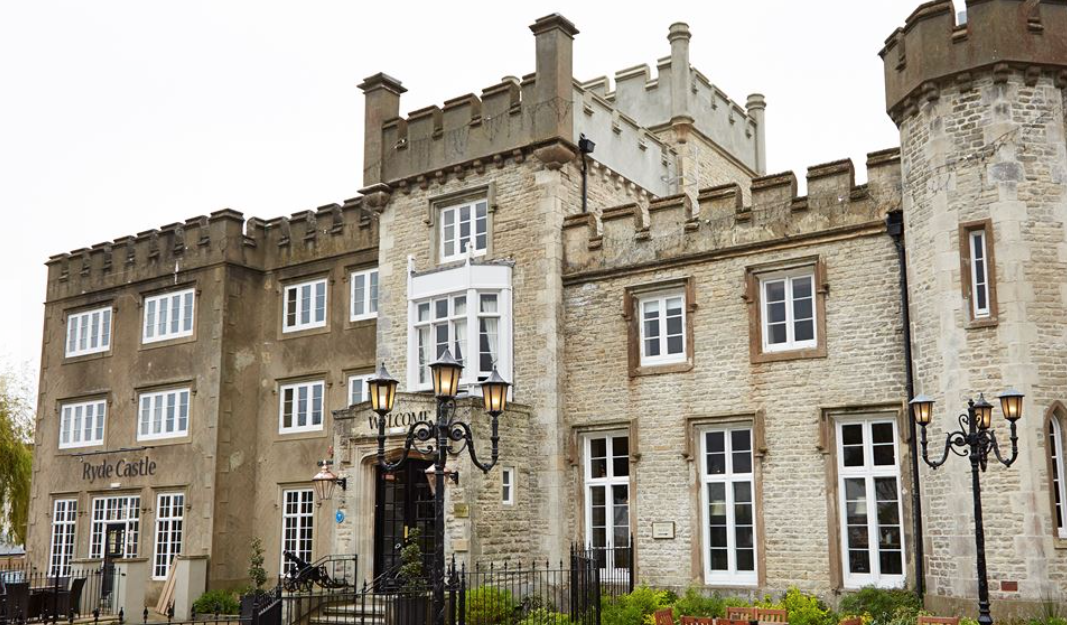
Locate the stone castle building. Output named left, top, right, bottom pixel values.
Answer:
left=26, top=0, right=1067, bottom=617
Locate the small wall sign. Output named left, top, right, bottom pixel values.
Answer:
left=335, top=510, right=345, bottom=524
left=652, top=522, right=675, bottom=539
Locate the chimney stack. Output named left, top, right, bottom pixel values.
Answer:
left=529, top=14, right=579, bottom=141
left=358, top=73, right=406, bottom=187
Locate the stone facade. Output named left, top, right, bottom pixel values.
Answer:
left=25, top=0, right=1067, bottom=616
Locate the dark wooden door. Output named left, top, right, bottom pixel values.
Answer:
left=373, top=460, right=435, bottom=587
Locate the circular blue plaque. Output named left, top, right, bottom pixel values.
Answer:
left=335, top=510, right=345, bottom=524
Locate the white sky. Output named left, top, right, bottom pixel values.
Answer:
left=0, top=0, right=948, bottom=380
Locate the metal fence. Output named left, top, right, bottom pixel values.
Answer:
left=278, top=548, right=605, bottom=625
left=0, top=565, right=124, bottom=624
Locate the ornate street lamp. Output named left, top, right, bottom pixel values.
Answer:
left=371, top=351, right=509, bottom=625
left=909, top=388, right=1024, bottom=625
left=311, top=459, right=346, bottom=502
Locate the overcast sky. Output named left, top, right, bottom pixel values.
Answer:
left=0, top=0, right=953, bottom=385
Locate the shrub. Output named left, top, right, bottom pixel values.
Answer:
left=248, top=537, right=267, bottom=592
left=776, top=588, right=837, bottom=625
left=839, top=587, right=922, bottom=625
left=517, top=608, right=574, bottom=625
left=192, top=589, right=240, bottom=616
left=671, top=587, right=733, bottom=619
left=466, top=586, right=518, bottom=625
left=600, top=586, right=673, bottom=625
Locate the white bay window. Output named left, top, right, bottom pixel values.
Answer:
left=407, top=261, right=512, bottom=392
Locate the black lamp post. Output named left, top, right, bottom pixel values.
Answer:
left=909, top=389, right=1024, bottom=625
left=366, top=352, right=509, bottom=625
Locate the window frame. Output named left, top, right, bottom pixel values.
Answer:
left=278, top=379, right=326, bottom=434
left=637, top=291, right=687, bottom=367
left=959, top=220, right=998, bottom=327
left=746, top=258, right=827, bottom=363
left=834, top=417, right=907, bottom=589
left=439, top=199, right=489, bottom=264
left=624, top=278, right=695, bottom=377
left=90, top=495, right=140, bottom=559
left=142, top=289, right=196, bottom=344
left=1046, top=406, right=1067, bottom=543
left=350, top=268, right=379, bottom=322
left=281, top=489, right=315, bottom=573
left=759, top=270, right=817, bottom=353
left=283, top=278, right=328, bottom=333
left=65, top=306, right=113, bottom=358
left=501, top=467, right=516, bottom=506
left=153, top=492, right=185, bottom=580
left=137, top=387, right=191, bottom=442
left=49, top=499, right=78, bottom=578
left=59, top=398, right=107, bottom=449
left=582, top=432, right=631, bottom=578
left=699, top=426, right=758, bottom=586
left=347, top=373, right=373, bottom=407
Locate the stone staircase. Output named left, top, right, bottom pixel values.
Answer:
left=307, top=598, right=388, bottom=625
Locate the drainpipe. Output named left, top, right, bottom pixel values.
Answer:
left=886, top=210, right=925, bottom=599
left=579, top=134, right=595, bottom=213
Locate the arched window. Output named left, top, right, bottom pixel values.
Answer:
left=1049, top=409, right=1067, bottom=539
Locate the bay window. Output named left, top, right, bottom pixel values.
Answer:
left=407, top=262, right=512, bottom=393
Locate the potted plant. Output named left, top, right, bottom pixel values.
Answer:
left=393, top=529, right=430, bottom=625
left=240, top=538, right=271, bottom=619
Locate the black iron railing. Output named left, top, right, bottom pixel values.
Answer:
left=0, top=566, right=124, bottom=625
left=276, top=548, right=602, bottom=625
left=576, top=537, right=635, bottom=596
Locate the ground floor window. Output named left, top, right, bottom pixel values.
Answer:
left=90, top=495, right=140, bottom=559
left=153, top=493, right=185, bottom=579
left=282, top=489, right=314, bottom=572
left=49, top=499, right=77, bottom=577
left=700, top=427, right=757, bottom=585
left=583, top=433, right=630, bottom=574
left=836, top=418, right=905, bottom=588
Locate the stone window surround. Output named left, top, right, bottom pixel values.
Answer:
left=131, top=380, right=196, bottom=447
left=623, top=277, right=696, bottom=377
left=744, top=255, right=828, bottom=364
left=61, top=298, right=117, bottom=364
left=568, top=419, right=639, bottom=572
left=58, top=396, right=108, bottom=450
left=818, top=404, right=914, bottom=591
left=136, top=386, right=192, bottom=443
left=683, top=411, right=768, bottom=588
left=64, top=304, right=113, bottom=359
left=424, top=183, right=497, bottom=266
left=1043, top=401, right=1067, bottom=549
left=958, top=219, right=999, bottom=329
left=138, top=282, right=199, bottom=351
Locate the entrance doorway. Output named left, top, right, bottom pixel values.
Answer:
left=101, top=524, right=125, bottom=601
left=373, top=459, right=436, bottom=587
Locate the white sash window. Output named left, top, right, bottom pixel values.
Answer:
left=700, top=427, right=757, bottom=585
left=66, top=307, right=112, bottom=357
left=143, top=289, right=195, bottom=343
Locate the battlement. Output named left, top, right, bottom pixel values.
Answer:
left=581, top=42, right=764, bottom=174
left=881, top=0, right=1067, bottom=122
left=44, top=199, right=378, bottom=301
left=562, top=149, right=901, bottom=277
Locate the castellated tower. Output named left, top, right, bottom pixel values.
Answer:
left=882, top=0, right=1067, bottom=614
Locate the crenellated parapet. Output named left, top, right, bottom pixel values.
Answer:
left=880, top=0, right=1067, bottom=123
left=562, top=149, right=901, bottom=276
left=580, top=21, right=764, bottom=174
left=45, top=199, right=378, bottom=301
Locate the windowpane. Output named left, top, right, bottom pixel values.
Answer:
left=279, top=381, right=325, bottom=433
left=283, top=280, right=327, bottom=332
left=66, top=307, right=113, bottom=357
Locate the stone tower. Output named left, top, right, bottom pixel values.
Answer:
left=882, top=0, right=1067, bottom=615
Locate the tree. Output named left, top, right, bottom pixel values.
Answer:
left=248, top=537, right=268, bottom=591
left=0, top=365, right=34, bottom=546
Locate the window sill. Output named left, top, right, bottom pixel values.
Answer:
left=965, top=316, right=998, bottom=330
left=138, top=334, right=198, bottom=352
left=276, top=429, right=328, bottom=441
left=1053, top=536, right=1067, bottom=550
left=630, top=361, right=693, bottom=377
left=59, top=442, right=105, bottom=451
left=752, top=344, right=826, bottom=364
left=63, top=350, right=112, bottom=364
left=700, top=580, right=759, bottom=590
left=279, top=325, right=331, bottom=340
left=137, top=435, right=192, bottom=448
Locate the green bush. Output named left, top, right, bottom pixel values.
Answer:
left=600, top=586, right=673, bottom=625
left=465, top=586, right=518, bottom=625
left=776, top=588, right=838, bottom=625
left=192, top=589, right=240, bottom=616
left=669, top=587, right=748, bottom=619
left=516, top=608, right=575, bottom=625
left=839, top=587, right=922, bottom=625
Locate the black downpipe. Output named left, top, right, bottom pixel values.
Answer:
left=886, top=210, right=925, bottom=599
left=578, top=134, right=595, bottom=213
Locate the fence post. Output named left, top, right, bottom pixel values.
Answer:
left=457, top=564, right=466, bottom=625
